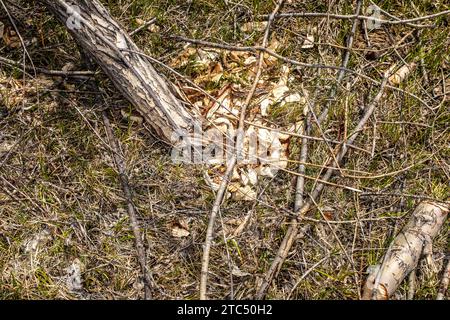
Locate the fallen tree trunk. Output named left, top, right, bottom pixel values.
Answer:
left=40, top=0, right=197, bottom=142
left=362, top=201, right=449, bottom=300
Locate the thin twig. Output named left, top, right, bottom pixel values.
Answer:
left=255, top=3, right=362, bottom=298
left=101, top=111, right=153, bottom=300
left=318, top=0, right=362, bottom=123
left=0, top=56, right=96, bottom=78
left=199, top=0, right=285, bottom=300
left=294, top=112, right=311, bottom=212
left=173, top=36, right=433, bottom=110
left=259, top=9, right=450, bottom=27
left=255, top=76, right=389, bottom=299
left=287, top=255, right=329, bottom=299
left=360, top=192, right=449, bottom=204
left=255, top=107, right=312, bottom=298
left=368, top=0, right=445, bottom=28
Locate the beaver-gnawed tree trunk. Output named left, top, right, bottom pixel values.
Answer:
left=40, top=0, right=198, bottom=143
left=362, top=201, right=449, bottom=300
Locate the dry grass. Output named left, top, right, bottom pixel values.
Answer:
left=0, top=0, right=448, bottom=299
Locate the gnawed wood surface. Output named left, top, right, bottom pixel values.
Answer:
left=41, top=0, right=198, bottom=143
left=362, top=201, right=449, bottom=300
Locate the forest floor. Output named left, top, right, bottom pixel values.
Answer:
left=0, top=0, right=449, bottom=299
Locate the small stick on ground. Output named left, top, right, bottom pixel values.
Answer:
left=0, top=56, right=96, bottom=78
left=255, top=75, right=389, bottom=299
left=255, top=112, right=311, bottom=298
left=199, top=0, right=285, bottom=300
left=318, top=0, right=362, bottom=123
left=102, top=111, right=153, bottom=300
left=255, top=2, right=363, bottom=299
left=259, top=9, right=450, bottom=28
left=287, top=255, right=329, bottom=299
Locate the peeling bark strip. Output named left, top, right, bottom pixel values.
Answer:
left=40, top=0, right=197, bottom=142
left=362, top=201, right=449, bottom=300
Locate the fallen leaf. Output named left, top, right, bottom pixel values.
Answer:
left=233, top=184, right=257, bottom=201
left=271, top=85, right=289, bottom=102
left=169, top=46, right=197, bottom=68
left=205, top=87, right=232, bottom=119
left=284, top=93, right=303, bottom=103
left=3, top=27, right=20, bottom=49
left=260, top=98, right=272, bottom=116
left=170, top=220, right=190, bottom=238
left=247, top=168, right=258, bottom=185
left=244, top=56, right=257, bottom=65
left=233, top=211, right=253, bottom=236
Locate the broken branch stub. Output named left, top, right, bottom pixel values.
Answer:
left=362, top=201, right=449, bottom=300
left=41, top=0, right=198, bottom=143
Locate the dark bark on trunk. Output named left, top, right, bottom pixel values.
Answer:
left=40, top=0, right=197, bottom=143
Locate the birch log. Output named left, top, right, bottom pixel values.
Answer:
left=40, top=0, right=198, bottom=142
left=362, top=201, right=449, bottom=300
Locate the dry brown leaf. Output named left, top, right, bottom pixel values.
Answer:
left=170, top=219, right=190, bottom=238
left=268, top=37, right=280, bottom=51
left=3, top=27, right=20, bottom=49
left=169, top=46, right=197, bottom=68
left=246, top=168, right=258, bottom=185
left=233, top=184, right=257, bottom=201
left=271, top=85, right=290, bottom=102
left=210, top=62, right=224, bottom=83
left=229, top=51, right=242, bottom=62
left=244, top=56, right=257, bottom=65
